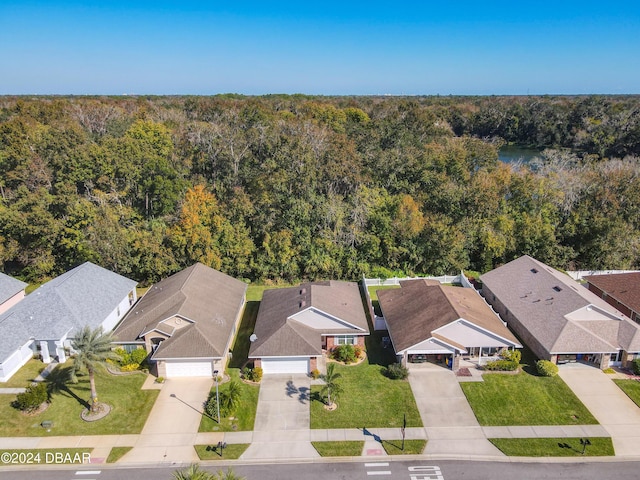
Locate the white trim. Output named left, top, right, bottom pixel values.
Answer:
left=433, top=318, right=522, bottom=348
left=399, top=336, right=464, bottom=355
left=138, top=314, right=196, bottom=337
left=290, top=306, right=367, bottom=332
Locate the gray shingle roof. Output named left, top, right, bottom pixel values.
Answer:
left=113, top=263, right=247, bottom=359
left=378, top=280, right=520, bottom=353
left=480, top=255, right=640, bottom=354
left=0, top=262, right=137, bottom=361
left=249, top=281, right=369, bottom=358
left=0, top=272, right=27, bottom=305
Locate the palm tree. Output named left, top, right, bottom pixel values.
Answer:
left=213, top=469, right=245, bottom=480
left=219, top=380, right=241, bottom=417
left=70, top=325, right=119, bottom=413
left=320, top=363, right=343, bottom=407
left=172, top=463, right=215, bottom=480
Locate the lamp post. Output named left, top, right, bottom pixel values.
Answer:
left=213, top=369, right=220, bottom=423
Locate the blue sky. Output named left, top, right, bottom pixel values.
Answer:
left=1, top=1, right=638, bottom=95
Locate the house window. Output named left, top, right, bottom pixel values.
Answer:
left=336, top=336, right=356, bottom=345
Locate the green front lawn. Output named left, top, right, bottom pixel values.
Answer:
left=106, top=446, right=132, bottom=463
left=460, top=372, right=597, bottom=426
left=489, top=437, right=614, bottom=457
left=613, top=379, right=640, bottom=408
left=310, top=360, right=422, bottom=429
left=382, top=439, right=427, bottom=455
left=0, top=359, right=45, bottom=388
left=312, top=441, right=364, bottom=457
left=199, top=369, right=259, bottom=432
left=0, top=362, right=158, bottom=436
left=194, top=443, right=249, bottom=460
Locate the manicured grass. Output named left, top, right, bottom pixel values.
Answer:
left=199, top=369, right=259, bottom=433
left=489, top=437, right=614, bottom=457
left=0, top=448, right=92, bottom=465
left=310, top=360, right=422, bottom=429
left=0, top=359, right=45, bottom=387
left=312, top=441, right=364, bottom=457
left=613, top=379, right=640, bottom=408
left=106, top=446, right=132, bottom=463
left=0, top=362, right=158, bottom=436
left=460, top=372, right=598, bottom=426
left=194, top=443, right=249, bottom=460
left=382, top=439, right=427, bottom=455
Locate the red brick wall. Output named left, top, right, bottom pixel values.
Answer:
left=326, top=337, right=335, bottom=350
left=356, top=335, right=365, bottom=347
left=309, top=357, right=317, bottom=371
left=254, top=359, right=261, bottom=368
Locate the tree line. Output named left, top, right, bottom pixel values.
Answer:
left=0, top=95, right=639, bottom=285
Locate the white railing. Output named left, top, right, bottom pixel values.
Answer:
left=567, top=270, right=640, bottom=281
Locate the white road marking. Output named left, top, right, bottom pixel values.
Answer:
left=367, top=471, right=392, bottom=476
left=365, top=462, right=389, bottom=467
left=75, top=472, right=101, bottom=475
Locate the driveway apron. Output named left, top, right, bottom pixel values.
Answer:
left=408, top=366, right=503, bottom=457
left=240, top=374, right=319, bottom=459
left=121, top=377, right=213, bottom=463
left=559, top=363, right=640, bottom=456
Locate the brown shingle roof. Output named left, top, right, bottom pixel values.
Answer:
left=113, top=263, right=247, bottom=359
left=378, top=280, right=519, bottom=353
left=249, top=281, right=368, bottom=358
left=584, top=272, right=640, bottom=315
left=480, top=255, right=640, bottom=354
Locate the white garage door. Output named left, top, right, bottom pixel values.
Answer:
left=261, top=357, right=310, bottom=374
left=165, top=360, right=213, bottom=378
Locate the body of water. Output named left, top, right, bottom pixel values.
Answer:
left=498, top=145, right=542, bottom=164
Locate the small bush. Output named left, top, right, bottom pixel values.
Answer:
left=251, top=367, right=263, bottom=382
left=310, top=369, right=321, bottom=379
left=120, top=363, right=140, bottom=372
left=499, top=348, right=521, bottom=364
left=632, top=358, right=640, bottom=375
left=384, top=363, right=409, bottom=379
left=129, top=348, right=148, bottom=365
left=484, top=359, right=519, bottom=371
left=536, top=359, right=559, bottom=377
left=354, top=344, right=363, bottom=358
left=332, top=344, right=357, bottom=364
left=155, top=376, right=165, bottom=383
left=14, top=382, right=48, bottom=412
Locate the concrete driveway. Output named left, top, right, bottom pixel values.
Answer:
left=559, top=363, right=640, bottom=456
left=121, top=377, right=213, bottom=463
left=408, top=367, right=503, bottom=456
left=241, top=374, right=318, bottom=459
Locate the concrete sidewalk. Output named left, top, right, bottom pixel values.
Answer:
left=559, top=363, right=640, bottom=456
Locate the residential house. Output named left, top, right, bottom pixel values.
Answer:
left=113, top=263, right=247, bottom=378
left=584, top=272, right=640, bottom=324
left=0, top=262, right=137, bottom=382
left=481, top=255, right=640, bottom=369
left=249, top=281, right=370, bottom=374
left=0, top=272, right=27, bottom=316
left=378, top=280, right=521, bottom=371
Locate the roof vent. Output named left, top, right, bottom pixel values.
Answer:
left=553, top=286, right=562, bottom=292
left=531, top=268, right=538, bottom=274
left=299, top=300, right=306, bottom=308
left=300, top=288, right=307, bottom=295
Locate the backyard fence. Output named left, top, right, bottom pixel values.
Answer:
left=566, top=270, right=640, bottom=281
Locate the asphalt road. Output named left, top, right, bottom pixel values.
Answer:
left=3, top=459, right=640, bottom=480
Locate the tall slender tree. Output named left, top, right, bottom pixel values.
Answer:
left=320, top=363, right=343, bottom=408
left=70, top=326, right=119, bottom=412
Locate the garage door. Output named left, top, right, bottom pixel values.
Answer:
left=165, top=360, right=213, bottom=377
left=261, top=357, right=310, bottom=374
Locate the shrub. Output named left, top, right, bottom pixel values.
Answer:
left=251, top=367, right=263, bottom=382
left=384, top=363, right=409, bottom=379
left=499, top=348, right=521, bottom=364
left=155, top=376, right=165, bottom=383
left=129, top=348, right=148, bottom=365
left=536, top=359, right=559, bottom=377
left=354, top=344, right=363, bottom=358
left=121, top=363, right=140, bottom=372
left=332, top=344, right=357, bottom=364
left=632, top=358, right=640, bottom=375
left=14, top=382, right=48, bottom=412
left=310, top=369, right=320, bottom=379
left=484, top=359, right=519, bottom=371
